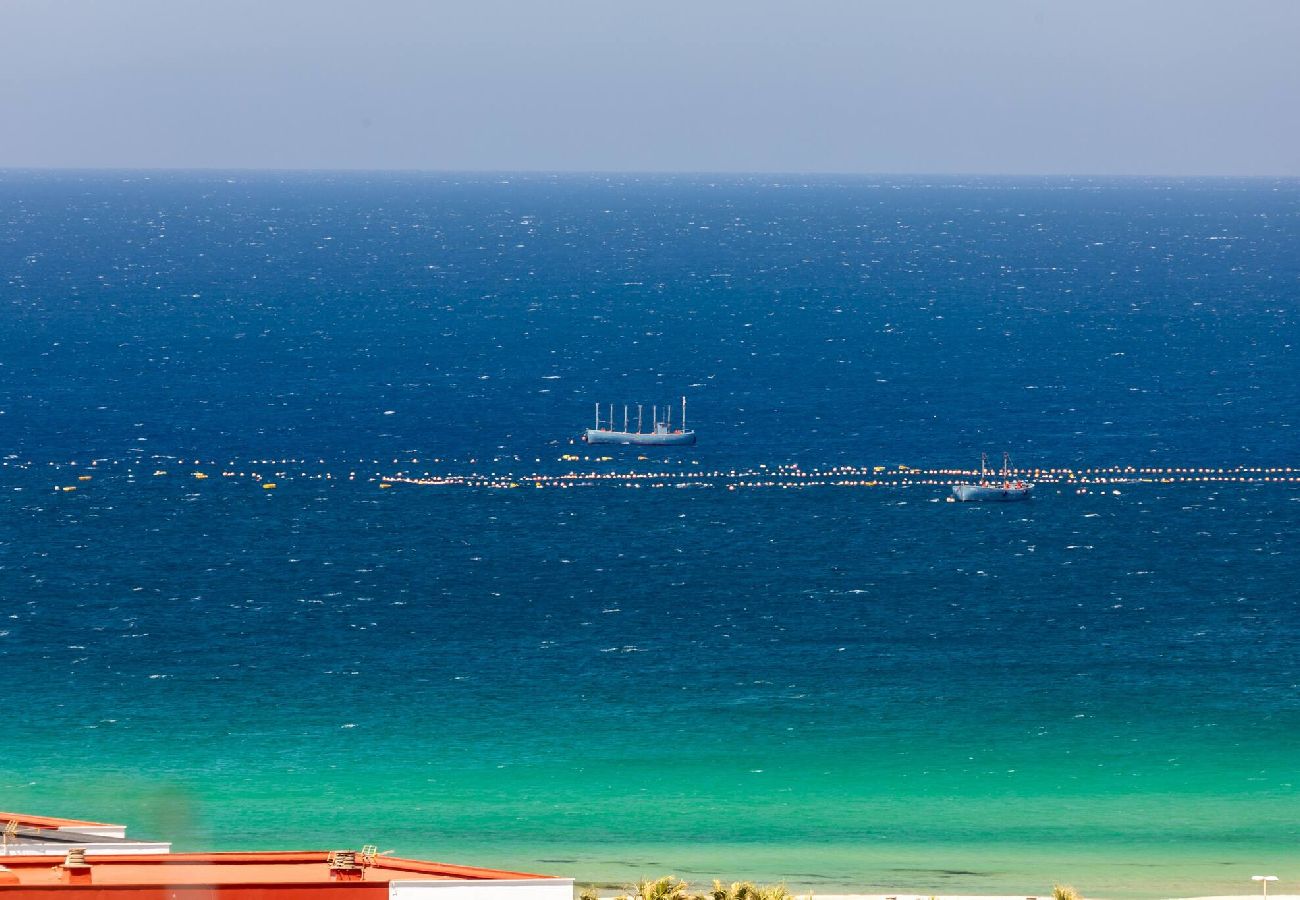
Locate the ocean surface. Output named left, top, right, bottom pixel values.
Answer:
left=1, top=171, right=1298, bottom=899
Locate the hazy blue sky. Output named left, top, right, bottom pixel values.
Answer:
left=2, top=0, right=1297, bottom=175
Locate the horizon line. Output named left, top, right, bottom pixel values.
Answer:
left=2, top=164, right=1298, bottom=182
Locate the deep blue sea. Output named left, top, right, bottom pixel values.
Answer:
left=1, top=172, right=1298, bottom=899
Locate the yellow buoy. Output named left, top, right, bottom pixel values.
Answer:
left=262, top=483, right=276, bottom=490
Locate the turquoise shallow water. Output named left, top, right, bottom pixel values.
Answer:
left=3, top=479, right=1297, bottom=898
left=1, top=172, right=1298, bottom=898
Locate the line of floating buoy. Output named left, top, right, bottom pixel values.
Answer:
left=11, top=457, right=1299, bottom=494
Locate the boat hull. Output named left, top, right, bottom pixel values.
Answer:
left=583, top=429, right=697, bottom=446
left=952, top=483, right=1033, bottom=502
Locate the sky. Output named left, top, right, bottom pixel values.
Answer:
left=2, top=0, right=1298, bottom=176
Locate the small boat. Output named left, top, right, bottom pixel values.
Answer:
left=582, top=396, right=697, bottom=446
left=952, top=452, right=1033, bottom=502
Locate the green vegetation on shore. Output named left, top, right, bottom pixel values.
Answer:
left=580, top=877, right=796, bottom=900
left=579, top=877, right=1087, bottom=900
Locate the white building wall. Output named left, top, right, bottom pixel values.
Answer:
left=58, top=826, right=128, bottom=839
left=390, top=878, right=574, bottom=900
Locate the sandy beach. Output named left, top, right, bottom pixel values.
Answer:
left=802, top=896, right=1300, bottom=900
left=731, top=895, right=1300, bottom=900
left=594, top=893, right=1300, bottom=900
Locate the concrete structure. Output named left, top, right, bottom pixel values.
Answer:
left=0, top=850, right=574, bottom=900
left=0, top=814, right=170, bottom=857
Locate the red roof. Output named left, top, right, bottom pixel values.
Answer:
left=0, top=813, right=118, bottom=830
left=0, top=851, right=557, bottom=887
